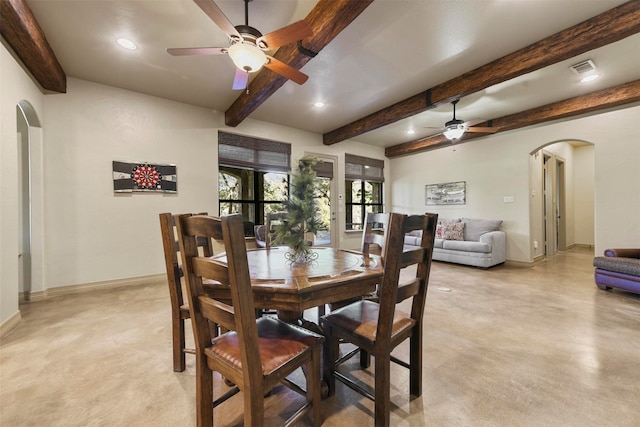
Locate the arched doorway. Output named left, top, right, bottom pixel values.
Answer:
left=529, top=140, right=594, bottom=260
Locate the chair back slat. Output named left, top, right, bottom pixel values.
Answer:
left=361, top=212, right=388, bottom=257
left=198, top=296, right=236, bottom=332
left=192, top=258, right=229, bottom=285
left=395, top=278, right=420, bottom=302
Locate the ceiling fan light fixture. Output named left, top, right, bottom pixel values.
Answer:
left=227, top=42, right=266, bottom=73
left=443, top=122, right=466, bottom=140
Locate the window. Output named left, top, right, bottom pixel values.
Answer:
left=344, top=154, right=384, bottom=230
left=218, top=132, right=291, bottom=236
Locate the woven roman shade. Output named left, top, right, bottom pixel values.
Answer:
left=345, top=154, right=384, bottom=182
left=219, top=131, right=291, bottom=173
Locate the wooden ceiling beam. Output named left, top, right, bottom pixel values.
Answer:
left=224, top=0, right=373, bottom=127
left=0, top=0, right=66, bottom=93
left=385, top=80, right=640, bottom=158
left=324, top=0, right=640, bottom=146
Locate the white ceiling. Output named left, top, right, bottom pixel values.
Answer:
left=25, top=0, right=640, bottom=148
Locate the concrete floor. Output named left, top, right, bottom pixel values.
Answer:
left=1, top=247, right=639, bottom=426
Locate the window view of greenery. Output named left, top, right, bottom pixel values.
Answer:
left=219, top=166, right=289, bottom=236
left=345, top=180, right=383, bottom=230
left=314, top=177, right=332, bottom=244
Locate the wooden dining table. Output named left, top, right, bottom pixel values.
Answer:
left=208, top=246, right=383, bottom=323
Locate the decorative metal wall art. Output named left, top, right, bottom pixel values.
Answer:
left=425, top=181, right=466, bottom=205
left=113, top=161, right=177, bottom=193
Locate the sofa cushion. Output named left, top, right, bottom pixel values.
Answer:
left=441, top=222, right=465, bottom=241
left=593, top=256, right=640, bottom=276
left=442, top=239, right=492, bottom=253
left=404, top=235, right=422, bottom=246
left=462, top=218, right=503, bottom=241
left=434, top=238, right=444, bottom=249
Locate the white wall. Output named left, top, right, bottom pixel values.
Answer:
left=42, top=78, right=223, bottom=287
left=1, top=44, right=45, bottom=324
left=390, top=134, right=532, bottom=262
left=1, top=46, right=387, bottom=327
left=573, top=145, right=595, bottom=246
left=41, top=78, right=387, bottom=288
left=389, top=106, right=640, bottom=262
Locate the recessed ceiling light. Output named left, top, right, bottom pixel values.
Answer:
left=407, top=129, right=416, bottom=135
left=116, top=38, right=137, bottom=50
left=580, top=74, right=600, bottom=83
left=313, top=101, right=325, bottom=108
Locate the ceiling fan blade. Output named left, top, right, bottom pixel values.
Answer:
left=466, top=126, right=499, bottom=133
left=193, top=0, right=241, bottom=38
left=232, top=68, right=249, bottom=90
left=257, top=20, right=313, bottom=50
left=166, top=47, right=226, bottom=56
left=264, top=56, right=308, bottom=85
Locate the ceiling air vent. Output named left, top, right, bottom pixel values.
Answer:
left=570, top=59, right=597, bottom=75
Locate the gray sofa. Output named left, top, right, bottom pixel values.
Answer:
left=405, top=217, right=506, bottom=268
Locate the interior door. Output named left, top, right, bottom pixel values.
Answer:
left=543, top=153, right=556, bottom=256
left=307, top=153, right=337, bottom=247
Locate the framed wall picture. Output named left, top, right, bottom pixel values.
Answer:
left=425, top=181, right=466, bottom=205
left=112, top=161, right=177, bottom=193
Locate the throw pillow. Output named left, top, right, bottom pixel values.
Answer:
left=436, top=218, right=462, bottom=239
left=462, top=218, right=503, bottom=241
left=442, top=222, right=465, bottom=241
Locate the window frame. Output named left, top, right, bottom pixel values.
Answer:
left=218, top=132, right=292, bottom=235
left=344, top=154, right=384, bottom=231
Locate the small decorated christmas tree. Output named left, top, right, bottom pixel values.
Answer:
left=272, top=156, right=322, bottom=263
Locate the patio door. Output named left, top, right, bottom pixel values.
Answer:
left=307, top=153, right=337, bottom=247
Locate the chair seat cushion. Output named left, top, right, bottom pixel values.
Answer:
left=320, top=300, right=415, bottom=343
left=205, top=317, right=324, bottom=375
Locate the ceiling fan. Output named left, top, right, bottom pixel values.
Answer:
left=167, top=0, right=313, bottom=90
left=431, top=100, right=498, bottom=141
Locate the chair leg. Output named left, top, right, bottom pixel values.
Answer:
left=173, top=313, right=186, bottom=372
left=359, top=349, right=371, bottom=368
left=308, top=346, right=322, bottom=426
left=409, top=332, right=422, bottom=396
left=196, top=356, right=213, bottom=427
left=323, top=334, right=339, bottom=396
left=244, top=384, right=265, bottom=427
left=374, top=353, right=391, bottom=427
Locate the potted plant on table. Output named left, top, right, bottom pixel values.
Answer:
left=272, top=156, right=322, bottom=264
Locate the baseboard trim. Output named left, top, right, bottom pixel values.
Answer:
left=43, top=274, right=166, bottom=299
left=0, top=310, right=22, bottom=339
left=504, top=257, right=544, bottom=268
left=19, top=290, right=47, bottom=303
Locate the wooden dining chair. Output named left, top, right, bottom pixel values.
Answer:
left=159, top=212, right=220, bottom=372
left=177, top=213, right=324, bottom=427
left=361, top=211, right=388, bottom=257
left=264, top=211, right=288, bottom=248
left=320, top=212, right=438, bottom=427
